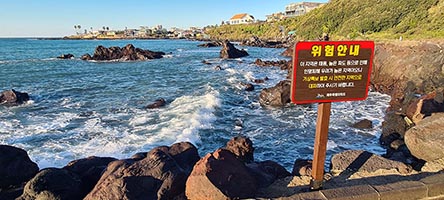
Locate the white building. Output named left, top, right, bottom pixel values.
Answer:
left=229, top=13, right=255, bottom=25
left=285, top=2, right=325, bottom=17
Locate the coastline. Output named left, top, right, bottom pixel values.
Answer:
left=1, top=39, right=444, bottom=199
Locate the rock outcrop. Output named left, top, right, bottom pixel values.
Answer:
left=240, top=36, right=286, bottom=48
left=254, top=59, right=292, bottom=71
left=0, top=145, right=39, bottom=189
left=56, top=54, right=74, bottom=59
left=17, top=168, right=83, bottom=200
left=198, top=41, right=222, bottom=48
left=405, top=113, right=444, bottom=162
left=220, top=40, right=249, bottom=59
left=84, top=142, right=199, bottom=200
left=81, top=44, right=166, bottom=61
left=405, top=89, right=444, bottom=125
left=259, top=80, right=291, bottom=106
left=63, top=156, right=117, bottom=197
left=185, top=136, right=290, bottom=199
left=224, top=136, right=255, bottom=163
left=292, top=159, right=313, bottom=176
left=246, top=160, right=291, bottom=188
left=0, top=89, right=30, bottom=106
left=244, top=83, right=255, bottom=92
left=352, top=119, right=373, bottom=129
left=145, top=98, right=167, bottom=109
left=185, top=149, right=257, bottom=200
left=330, top=150, right=412, bottom=177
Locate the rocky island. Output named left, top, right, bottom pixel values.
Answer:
left=81, top=44, right=166, bottom=61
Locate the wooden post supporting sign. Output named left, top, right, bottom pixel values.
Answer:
left=311, top=102, right=331, bottom=189
left=290, top=40, right=375, bottom=190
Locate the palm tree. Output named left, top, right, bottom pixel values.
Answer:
left=106, top=27, right=109, bottom=31
left=74, top=25, right=79, bottom=35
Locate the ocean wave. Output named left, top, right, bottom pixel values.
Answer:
left=142, top=88, right=220, bottom=146
left=0, top=58, right=60, bottom=64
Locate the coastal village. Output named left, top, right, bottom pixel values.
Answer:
left=66, top=2, right=325, bottom=40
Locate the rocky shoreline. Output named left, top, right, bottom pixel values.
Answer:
left=1, top=40, right=444, bottom=199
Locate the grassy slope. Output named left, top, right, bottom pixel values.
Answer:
left=205, top=0, right=444, bottom=41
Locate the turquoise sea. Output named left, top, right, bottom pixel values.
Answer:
left=0, top=39, right=389, bottom=170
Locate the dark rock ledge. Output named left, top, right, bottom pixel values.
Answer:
left=81, top=44, right=166, bottom=61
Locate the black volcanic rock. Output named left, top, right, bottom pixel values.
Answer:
left=0, top=145, right=39, bottom=189
left=18, top=168, right=83, bottom=200
left=0, top=89, right=30, bottom=106
left=220, top=40, right=249, bottom=59
left=145, top=98, right=166, bottom=109
left=259, top=80, right=291, bottom=106
left=84, top=142, right=199, bottom=200
left=81, top=44, right=165, bottom=61
left=198, top=41, right=222, bottom=48
left=57, top=53, right=74, bottom=59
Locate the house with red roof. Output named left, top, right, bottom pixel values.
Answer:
left=228, top=13, right=255, bottom=25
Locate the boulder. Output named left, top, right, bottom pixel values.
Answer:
left=281, top=44, right=294, bottom=57
left=82, top=44, right=165, bottom=61
left=185, top=149, right=257, bottom=200
left=380, top=112, right=408, bottom=146
left=214, top=65, right=222, bottom=70
left=421, top=157, right=444, bottom=172
left=56, top=53, right=74, bottom=59
left=330, top=150, right=412, bottom=177
left=81, top=53, right=92, bottom=60
left=17, top=168, right=83, bottom=200
left=371, top=42, right=444, bottom=116
left=352, top=119, right=373, bottom=129
left=244, top=83, right=255, bottom=91
left=0, top=89, right=30, bottom=106
left=259, top=80, right=291, bottom=106
left=246, top=160, right=291, bottom=188
left=63, top=156, right=117, bottom=197
left=254, top=79, right=265, bottom=84
left=240, top=36, right=267, bottom=47
left=220, top=40, right=249, bottom=59
left=291, top=159, right=313, bottom=176
left=145, top=98, right=166, bottom=109
left=224, top=136, right=255, bottom=163
left=405, top=113, right=444, bottom=162
left=84, top=142, right=199, bottom=200
left=0, top=145, right=39, bottom=189
left=201, top=60, right=212, bottom=65
left=198, top=41, right=222, bottom=48
left=406, top=89, right=444, bottom=124
left=254, top=59, right=292, bottom=71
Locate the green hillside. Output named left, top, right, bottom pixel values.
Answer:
left=205, top=0, right=444, bottom=41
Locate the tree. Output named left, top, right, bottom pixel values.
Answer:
left=74, top=25, right=80, bottom=35
left=106, top=27, right=110, bottom=31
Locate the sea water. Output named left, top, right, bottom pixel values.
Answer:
left=0, top=39, right=390, bottom=170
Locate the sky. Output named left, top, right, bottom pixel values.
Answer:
left=0, top=0, right=328, bottom=37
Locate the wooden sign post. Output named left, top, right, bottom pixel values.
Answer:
left=291, top=41, right=375, bottom=190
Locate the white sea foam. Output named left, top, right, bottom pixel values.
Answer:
left=225, top=68, right=237, bottom=74
left=243, top=71, right=255, bottom=81
left=327, top=140, right=339, bottom=150
left=147, top=89, right=220, bottom=146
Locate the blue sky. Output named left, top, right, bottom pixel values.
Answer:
left=0, top=0, right=328, bottom=37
